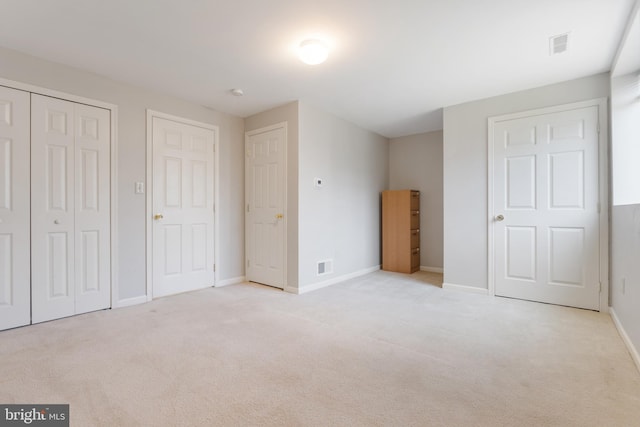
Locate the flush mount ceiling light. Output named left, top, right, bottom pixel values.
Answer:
left=298, top=38, right=329, bottom=65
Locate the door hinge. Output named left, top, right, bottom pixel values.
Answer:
left=247, top=204, right=250, bottom=213
left=599, top=282, right=602, bottom=293
left=213, top=264, right=216, bottom=272
left=597, top=122, right=600, bottom=134
left=247, top=259, right=250, bottom=268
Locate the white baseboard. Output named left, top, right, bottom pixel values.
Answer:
left=442, top=282, right=489, bottom=295
left=421, top=266, right=444, bottom=273
left=216, top=276, right=246, bottom=287
left=610, top=308, right=640, bottom=373
left=113, top=295, right=148, bottom=308
left=289, top=265, right=381, bottom=295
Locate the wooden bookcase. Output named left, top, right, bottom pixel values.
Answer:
left=382, top=190, right=420, bottom=273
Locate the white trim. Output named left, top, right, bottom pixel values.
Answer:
left=0, top=77, right=120, bottom=312
left=443, top=282, right=490, bottom=295
left=110, top=106, right=120, bottom=309
left=112, top=295, right=148, bottom=309
left=287, top=265, right=381, bottom=295
left=596, top=98, right=610, bottom=313
left=420, top=266, right=444, bottom=274
left=245, top=122, right=288, bottom=290
left=216, top=276, right=246, bottom=287
left=0, top=78, right=117, bottom=111
left=610, top=308, right=640, bottom=373
left=145, top=110, right=220, bottom=301
left=487, top=98, right=610, bottom=311
left=487, top=115, right=496, bottom=297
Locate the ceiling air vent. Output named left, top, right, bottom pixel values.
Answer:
left=550, top=33, right=570, bottom=55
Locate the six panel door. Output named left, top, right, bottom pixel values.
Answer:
left=0, top=86, right=31, bottom=330
left=152, top=116, right=215, bottom=298
left=493, top=106, right=600, bottom=310
left=245, top=126, right=286, bottom=289
left=31, top=94, right=111, bottom=323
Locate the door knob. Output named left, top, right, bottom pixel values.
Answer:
left=154, top=214, right=164, bottom=220
left=275, top=214, right=284, bottom=219
left=495, top=214, right=504, bottom=222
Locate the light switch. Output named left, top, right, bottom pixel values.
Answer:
left=135, top=182, right=145, bottom=194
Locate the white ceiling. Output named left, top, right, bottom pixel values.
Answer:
left=0, top=0, right=634, bottom=137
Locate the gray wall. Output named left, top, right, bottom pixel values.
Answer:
left=610, top=206, right=640, bottom=358
left=442, top=73, right=610, bottom=289
left=245, top=102, right=299, bottom=290
left=0, top=46, right=245, bottom=302
left=610, top=0, right=640, bottom=364
left=611, top=72, right=640, bottom=206
left=298, top=102, right=388, bottom=289
left=246, top=101, right=388, bottom=291
left=389, top=131, right=443, bottom=270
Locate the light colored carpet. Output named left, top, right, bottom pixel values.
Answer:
left=0, top=270, right=639, bottom=426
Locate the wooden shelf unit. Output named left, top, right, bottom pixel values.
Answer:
left=382, top=190, right=420, bottom=274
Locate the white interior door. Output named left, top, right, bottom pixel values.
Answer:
left=73, top=103, right=111, bottom=314
left=0, top=86, right=30, bottom=330
left=492, top=105, right=600, bottom=310
left=31, top=94, right=111, bottom=323
left=152, top=116, right=215, bottom=298
left=245, top=125, right=286, bottom=289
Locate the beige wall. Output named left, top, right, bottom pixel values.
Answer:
left=389, top=131, right=443, bottom=270
left=298, top=102, right=389, bottom=289
left=0, top=46, right=245, bottom=302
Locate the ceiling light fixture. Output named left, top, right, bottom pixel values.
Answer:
left=230, top=88, right=244, bottom=96
left=298, top=39, right=329, bottom=65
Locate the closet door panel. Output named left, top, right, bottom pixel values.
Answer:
left=0, top=86, right=30, bottom=330
left=74, top=103, right=110, bottom=314
left=31, top=94, right=76, bottom=323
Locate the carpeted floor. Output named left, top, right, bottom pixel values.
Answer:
left=0, top=270, right=639, bottom=426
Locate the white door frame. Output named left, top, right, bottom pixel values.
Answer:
left=145, top=110, right=219, bottom=300
left=487, top=98, right=609, bottom=312
left=0, top=77, right=119, bottom=309
left=245, top=122, right=288, bottom=290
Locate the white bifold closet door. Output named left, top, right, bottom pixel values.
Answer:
left=31, top=94, right=111, bottom=323
left=0, top=86, right=31, bottom=330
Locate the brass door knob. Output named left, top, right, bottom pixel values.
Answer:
left=154, top=214, right=164, bottom=220
left=275, top=214, right=284, bottom=219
